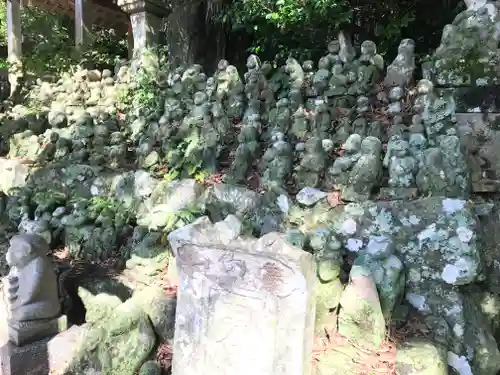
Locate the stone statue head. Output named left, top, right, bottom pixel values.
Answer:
left=304, top=137, right=322, bottom=153
left=360, top=136, right=382, bottom=155
left=272, top=132, right=285, bottom=142
left=322, top=139, right=334, bottom=152
left=389, top=87, right=404, bottom=101
left=193, top=91, right=208, bottom=105
left=302, top=60, right=314, bottom=72
left=417, top=79, right=434, bottom=94
left=246, top=55, right=261, bottom=70
left=317, top=57, right=330, bottom=70
left=344, top=134, right=362, bottom=153
left=361, top=40, right=377, bottom=56
left=206, top=77, right=215, bottom=87
left=217, top=59, right=229, bottom=72
left=398, top=39, right=416, bottom=57
left=6, top=234, right=49, bottom=268
left=356, top=96, right=370, bottom=112
left=327, top=40, right=340, bottom=54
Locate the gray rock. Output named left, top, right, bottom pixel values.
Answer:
left=296, top=187, right=327, bottom=206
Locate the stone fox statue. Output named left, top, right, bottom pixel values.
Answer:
left=4, top=233, right=60, bottom=322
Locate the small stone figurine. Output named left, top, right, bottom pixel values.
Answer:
left=342, top=136, right=383, bottom=202
left=384, top=136, right=417, bottom=188
left=260, top=132, right=294, bottom=194
left=326, top=133, right=362, bottom=189
left=4, top=234, right=65, bottom=345
left=294, top=136, right=329, bottom=189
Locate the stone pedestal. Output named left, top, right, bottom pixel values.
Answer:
left=7, top=316, right=67, bottom=346
left=0, top=325, right=87, bottom=375
left=117, top=0, right=171, bottom=56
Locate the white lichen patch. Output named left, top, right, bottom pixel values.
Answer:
left=456, top=227, right=473, bottom=243
left=442, top=198, right=466, bottom=215
left=441, top=257, right=476, bottom=285
left=369, top=208, right=396, bottom=234
left=365, top=235, right=393, bottom=258
left=447, top=352, right=473, bottom=375
left=346, top=238, right=363, bottom=252
left=409, top=215, right=420, bottom=225
left=276, top=194, right=290, bottom=214
left=406, top=293, right=430, bottom=313
left=453, top=324, right=464, bottom=338
left=340, top=218, right=357, bottom=235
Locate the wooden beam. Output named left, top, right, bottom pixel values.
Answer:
left=7, top=0, right=22, bottom=63
left=75, top=0, right=92, bottom=47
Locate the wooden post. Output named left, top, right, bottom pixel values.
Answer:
left=75, top=0, right=93, bottom=48
left=7, top=0, right=22, bottom=64
left=7, top=0, right=22, bottom=98
left=127, top=19, right=134, bottom=60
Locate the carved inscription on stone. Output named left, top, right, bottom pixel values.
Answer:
left=170, top=228, right=316, bottom=375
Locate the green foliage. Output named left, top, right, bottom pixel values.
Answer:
left=0, top=3, right=126, bottom=75
left=219, top=0, right=462, bottom=63
left=161, top=205, right=205, bottom=233
left=116, top=48, right=168, bottom=116
left=163, top=132, right=208, bottom=183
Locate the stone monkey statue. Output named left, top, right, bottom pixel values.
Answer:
left=4, top=233, right=60, bottom=322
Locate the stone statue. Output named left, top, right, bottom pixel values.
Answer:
left=384, top=136, right=417, bottom=187
left=313, top=57, right=331, bottom=96
left=326, top=40, right=342, bottom=66
left=342, top=136, right=383, bottom=201
left=267, top=98, right=292, bottom=139
left=416, top=135, right=471, bottom=197
left=387, top=86, right=404, bottom=115
left=260, top=133, right=294, bottom=194
left=3, top=234, right=65, bottom=345
left=384, top=39, right=416, bottom=89
left=294, top=136, right=329, bottom=189
left=326, top=64, right=348, bottom=96
left=302, top=60, right=316, bottom=98
left=290, top=107, right=309, bottom=142
left=285, top=57, right=305, bottom=110
left=326, top=133, right=362, bottom=189
left=229, top=123, right=260, bottom=182
left=311, top=99, right=331, bottom=137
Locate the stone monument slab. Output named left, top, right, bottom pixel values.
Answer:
left=168, top=216, right=316, bottom=375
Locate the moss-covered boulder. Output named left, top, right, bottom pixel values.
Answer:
left=65, top=299, right=156, bottom=375
left=396, top=339, right=447, bottom=375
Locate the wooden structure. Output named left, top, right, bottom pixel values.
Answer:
left=6, top=0, right=171, bottom=94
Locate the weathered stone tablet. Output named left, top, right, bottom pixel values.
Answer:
left=168, top=216, right=316, bottom=375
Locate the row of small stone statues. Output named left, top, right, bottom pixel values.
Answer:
left=1, top=234, right=66, bottom=346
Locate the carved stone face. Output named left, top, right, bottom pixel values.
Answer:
left=6, top=234, right=48, bottom=268
left=398, top=39, right=416, bottom=56
left=361, top=40, right=377, bottom=56
left=302, top=60, right=314, bottom=71
left=389, top=87, right=404, bottom=101
left=246, top=55, right=260, bottom=70
left=317, top=57, right=330, bottom=70
left=322, top=139, right=334, bottom=152
left=344, top=134, right=362, bottom=153
left=193, top=91, right=208, bottom=105
left=327, top=40, right=340, bottom=54
left=217, top=59, right=229, bottom=72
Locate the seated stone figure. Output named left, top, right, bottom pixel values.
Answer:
left=3, top=233, right=65, bottom=345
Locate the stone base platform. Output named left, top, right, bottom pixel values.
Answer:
left=0, top=325, right=87, bottom=375
left=7, top=315, right=68, bottom=346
